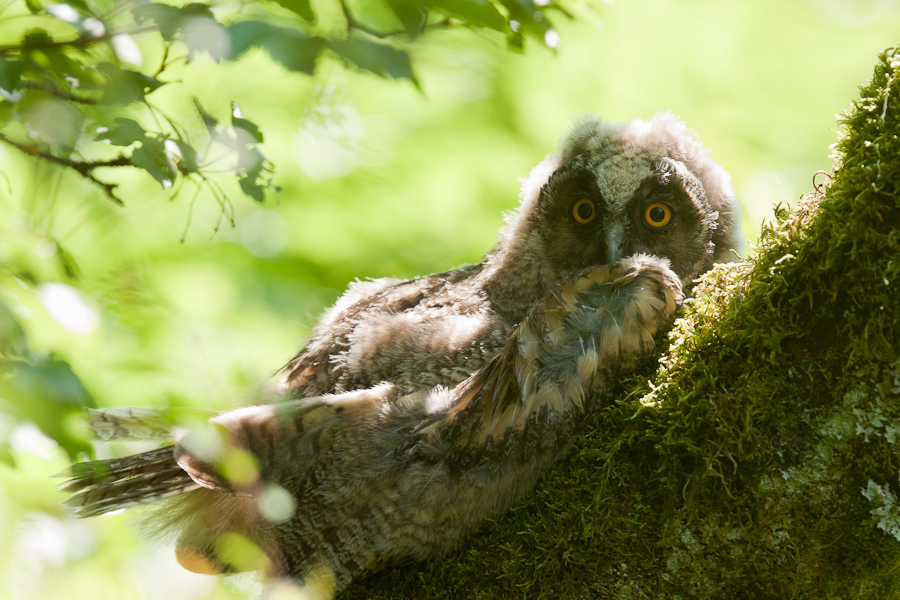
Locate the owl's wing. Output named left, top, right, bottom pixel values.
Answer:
left=64, top=384, right=401, bottom=578
left=64, top=383, right=399, bottom=515
left=281, top=263, right=509, bottom=398
left=434, top=254, right=683, bottom=450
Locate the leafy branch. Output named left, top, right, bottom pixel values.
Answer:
left=0, top=131, right=130, bottom=203
left=0, top=25, right=157, bottom=55
left=0, top=0, right=574, bottom=214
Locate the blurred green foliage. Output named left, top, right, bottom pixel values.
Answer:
left=0, top=0, right=569, bottom=207
left=0, top=0, right=575, bottom=465
left=0, top=0, right=899, bottom=597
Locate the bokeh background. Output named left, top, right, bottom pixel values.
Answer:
left=1, top=0, right=899, bottom=597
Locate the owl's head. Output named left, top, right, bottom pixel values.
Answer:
left=503, top=112, right=740, bottom=288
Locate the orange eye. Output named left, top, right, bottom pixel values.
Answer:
left=572, top=199, right=595, bottom=224
left=644, top=203, right=672, bottom=228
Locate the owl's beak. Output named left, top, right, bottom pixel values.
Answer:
left=603, top=225, right=624, bottom=265
left=606, top=240, right=620, bottom=264
left=604, top=231, right=622, bottom=264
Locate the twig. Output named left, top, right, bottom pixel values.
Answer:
left=337, top=0, right=454, bottom=39
left=0, top=25, right=156, bottom=55
left=0, top=131, right=130, bottom=204
left=18, top=81, right=98, bottom=105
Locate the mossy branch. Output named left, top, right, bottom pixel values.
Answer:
left=340, top=46, right=900, bottom=599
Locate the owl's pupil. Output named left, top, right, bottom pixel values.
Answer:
left=577, top=203, right=593, bottom=221
left=649, top=206, right=666, bottom=223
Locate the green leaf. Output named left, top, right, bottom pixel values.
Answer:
left=328, top=39, right=415, bottom=81
left=506, top=30, right=524, bottom=51
left=54, top=242, right=80, bottom=279
left=231, top=142, right=263, bottom=174
left=496, top=0, right=550, bottom=39
left=95, top=117, right=147, bottom=146
left=21, top=29, right=53, bottom=48
left=0, top=57, right=24, bottom=93
left=383, top=0, right=427, bottom=36
left=269, top=0, right=315, bottom=22
left=133, top=3, right=217, bottom=41
left=232, top=102, right=263, bottom=143
left=227, top=21, right=326, bottom=74
left=172, top=139, right=200, bottom=174
left=98, top=66, right=165, bottom=104
left=65, top=0, right=89, bottom=12
left=16, top=91, right=85, bottom=150
left=192, top=96, right=218, bottom=132
left=426, top=0, right=506, bottom=31
left=0, top=356, right=96, bottom=459
left=239, top=173, right=265, bottom=203
left=131, top=137, right=176, bottom=189
left=0, top=298, right=31, bottom=357
left=0, top=442, right=15, bottom=468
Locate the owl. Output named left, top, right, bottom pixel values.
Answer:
left=280, top=112, right=737, bottom=399
left=63, top=113, right=738, bottom=596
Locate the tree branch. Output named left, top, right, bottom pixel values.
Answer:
left=0, top=26, right=156, bottom=56
left=340, top=46, right=900, bottom=600
left=0, top=132, right=130, bottom=205
left=18, top=81, right=98, bottom=105
left=337, top=0, right=457, bottom=39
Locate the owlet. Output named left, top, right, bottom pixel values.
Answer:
left=63, top=112, right=739, bottom=596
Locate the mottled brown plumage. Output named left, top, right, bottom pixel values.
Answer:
left=63, top=113, right=738, bottom=596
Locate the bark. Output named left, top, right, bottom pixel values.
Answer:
left=340, top=47, right=900, bottom=599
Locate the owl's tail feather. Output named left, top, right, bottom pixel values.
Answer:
left=61, top=446, right=199, bottom=518
left=86, top=406, right=208, bottom=441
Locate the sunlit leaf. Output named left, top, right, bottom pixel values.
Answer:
left=133, top=2, right=217, bottom=41
left=269, top=0, right=315, bottom=22
left=239, top=175, right=265, bottom=202
left=0, top=57, right=24, bottom=93
left=427, top=0, right=506, bottom=31
left=383, top=0, right=427, bottom=36
left=0, top=356, right=95, bottom=459
left=227, top=21, right=326, bottom=74
left=16, top=91, right=85, bottom=150
left=235, top=144, right=264, bottom=174
left=98, top=66, right=164, bottom=104
left=192, top=96, right=218, bottom=132
left=131, top=137, right=176, bottom=188
left=95, top=117, right=146, bottom=146
left=0, top=442, right=15, bottom=468
left=496, top=0, right=550, bottom=38
left=232, top=102, right=263, bottom=143
left=328, top=39, right=415, bottom=81
left=507, top=30, right=524, bottom=51
left=34, top=45, right=88, bottom=81
left=0, top=299, right=31, bottom=357
left=170, top=139, right=201, bottom=174
left=21, top=29, right=53, bottom=48
left=48, top=241, right=80, bottom=279
left=51, top=0, right=89, bottom=14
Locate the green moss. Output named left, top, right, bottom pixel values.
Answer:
left=341, top=46, right=900, bottom=599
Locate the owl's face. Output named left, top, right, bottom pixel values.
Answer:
left=514, top=112, right=739, bottom=288
left=535, top=152, right=717, bottom=284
